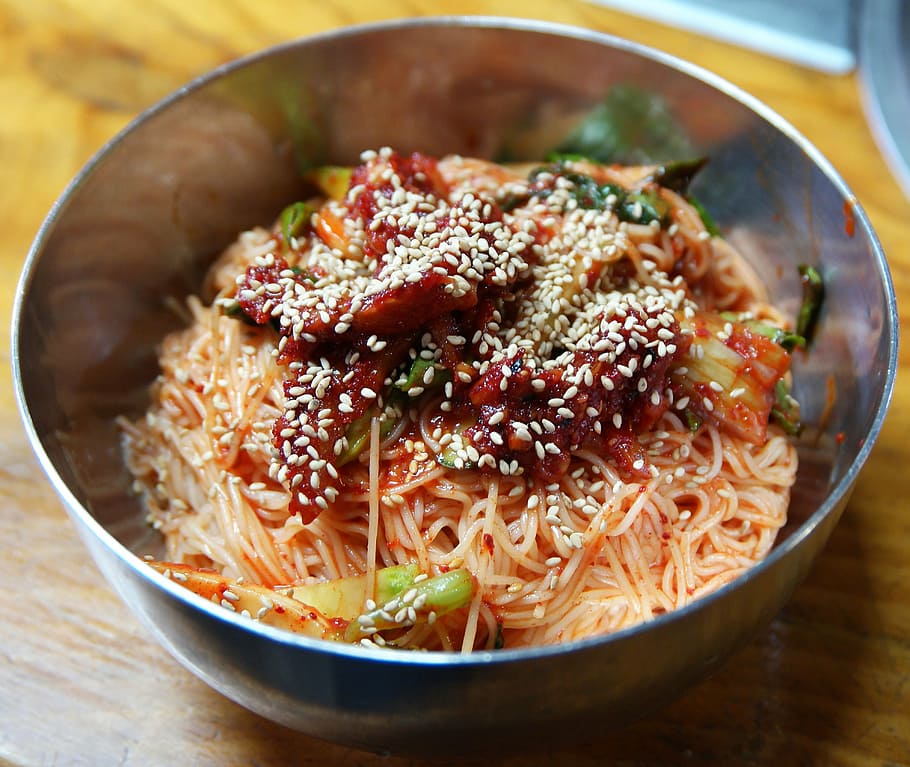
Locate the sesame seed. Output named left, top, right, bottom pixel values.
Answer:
left=222, top=151, right=708, bottom=516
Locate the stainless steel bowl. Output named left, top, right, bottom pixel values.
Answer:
left=12, top=17, right=897, bottom=756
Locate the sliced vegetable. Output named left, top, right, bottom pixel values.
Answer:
left=797, top=264, right=824, bottom=345
left=221, top=299, right=259, bottom=326
left=288, top=563, right=420, bottom=620
left=395, top=357, right=450, bottom=393
left=720, top=312, right=806, bottom=353
left=374, top=564, right=422, bottom=605
left=345, top=568, right=475, bottom=642
left=671, top=313, right=792, bottom=444
left=307, top=165, right=353, bottom=200
left=148, top=561, right=345, bottom=640
left=649, top=157, right=708, bottom=194
left=688, top=195, right=721, bottom=237
left=528, top=167, right=670, bottom=227
left=279, top=201, right=317, bottom=241
left=771, top=379, right=801, bottom=436
left=148, top=560, right=465, bottom=645
left=337, top=410, right=396, bottom=466
left=619, top=190, right=669, bottom=226
left=437, top=421, right=477, bottom=469
left=313, top=206, right=350, bottom=252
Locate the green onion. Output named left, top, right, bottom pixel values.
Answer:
left=437, top=420, right=477, bottom=469
left=375, top=564, right=422, bottom=605
left=685, top=409, right=703, bottom=433
left=771, top=379, right=801, bottom=436
left=222, top=299, right=244, bottom=317
left=337, top=411, right=395, bottom=466
left=619, top=191, right=669, bottom=226
left=279, top=201, right=316, bottom=241
left=649, top=157, right=708, bottom=194
left=720, top=312, right=806, bottom=352
left=287, top=563, right=420, bottom=622
left=499, top=190, right=531, bottom=212
left=290, top=265, right=318, bottom=283
left=345, top=568, right=475, bottom=641
left=796, top=264, right=824, bottom=345
left=306, top=165, right=353, bottom=200
left=688, top=195, right=720, bottom=237
left=544, top=151, right=592, bottom=164
left=221, top=299, right=258, bottom=326
left=494, top=621, right=506, bottom=649
left=395, top=357, right=449, bottom=393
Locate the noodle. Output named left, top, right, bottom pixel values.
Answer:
left=122, top=149, right=797, bottom=651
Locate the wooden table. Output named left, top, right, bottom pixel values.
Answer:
left=2, top=2, right=908, bottom=765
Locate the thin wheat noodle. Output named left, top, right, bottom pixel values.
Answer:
left=122, top=152, right=798, bottom=651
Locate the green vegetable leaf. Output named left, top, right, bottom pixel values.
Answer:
left=552, top=85, right=694, bottom=165
left=544, top=151, right=592, bottom=164
left=688, top=195, right=721, bottom=237
left=649, top=157, right=709, bottom=194
left=526, top=166, right=669, bottom=226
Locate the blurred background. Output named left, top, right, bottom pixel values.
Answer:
left=593, top=0, right=910, bottom=198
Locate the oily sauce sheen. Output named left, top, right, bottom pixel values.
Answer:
left=233, top=150, right=785, bottom=522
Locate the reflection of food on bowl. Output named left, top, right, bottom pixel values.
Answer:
left=12, top=19, right=896, bottom=756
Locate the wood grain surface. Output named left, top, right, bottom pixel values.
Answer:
left=1, top=1, right=908, bottom=765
